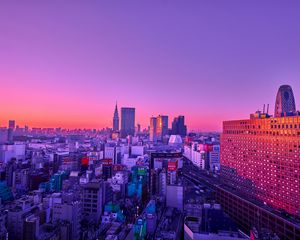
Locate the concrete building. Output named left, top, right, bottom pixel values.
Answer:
left=0, top=143, right=25, bottom=163
left=81, top=180, right=103, bottom=223
left=7, top=198, right=39, bottom=240
left=166, top=184, right=183, bottom=211
left=52, top=193, right=81, bottom=240
left=184, top=144, right=205, bottom=170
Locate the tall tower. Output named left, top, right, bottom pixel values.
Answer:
left=120, top=107, right=135, bottom=138
left=171, top=115, right=187, bottom=137
left=113, top=103, right=119, bottom=131
left=150, top=117, right=157, bottom=142
left=156, top=115, right=168, bottom=141
left=274, top=85, right=296, bottom=117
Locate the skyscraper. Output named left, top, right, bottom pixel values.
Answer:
left=149, top=115, right=168, bottom=142
left=274, top=85, right=296, bottom=117
left=113, top=103, right=119, bottom=131
left=221, top=85, right=300, bottom=215
left=7, top=120, right=15, bottom=143
left=149, top=117, right=157, bottom=142
left=121, top=107, right=135, bottom=138
left=171, top=116, right=187, bottom=137
left=156, top=115, right=168, bottom=141
left=8, top=120, right=15, bottom=129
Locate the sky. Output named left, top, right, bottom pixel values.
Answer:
left=1, top=1, right=300, bottom=131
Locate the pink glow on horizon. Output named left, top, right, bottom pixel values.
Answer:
left=1, top=2, right=300, bottom=131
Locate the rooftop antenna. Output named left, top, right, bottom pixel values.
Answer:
left=267, top=104, right=269, bottom=115
left=263, top=104, right=265, bottom=114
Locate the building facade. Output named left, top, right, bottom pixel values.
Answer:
left=121, top=107, right=135, bottom=138
left=81, top=180, right=103, bottom=223
left=156, top=115, right=168, bottom=141
left=150, top=115, right=168, bottom=142
left=171, top=116, right=187, bottom=137
left=149, top=117, right=157, bottom=142
left=221, top=114, right=300, bottom=215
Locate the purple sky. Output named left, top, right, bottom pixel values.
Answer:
left=1, top=1, right=300, bottom=131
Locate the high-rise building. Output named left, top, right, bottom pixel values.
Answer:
left=52, top=193, right=81, bottom=240
left=7, top=120, right=15, bottom=143
left=171, top=115, right=187, bottom=137
left=120, top=107, right=135, bottom=138
left=0, top=129, right=8, bottom=143
left=221, top=85, right=300, bottom=215
left=149, top=117, right=157, bottom=142
left=8, top=120, right=15, bottom=130
left=156, top=115, right=168, bottom=140
left=81, top=180, right=103, bottom=223
left=274, top=85, right=296, bottom=117
left=149, top=115, right=168, bottom=142
left=7, top=199, right=39, bottom=240
left=113, top=103, right=119, bottom=131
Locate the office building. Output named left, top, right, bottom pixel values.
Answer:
left=81, top=180, right=103, bottom=223
left=274, top=85, right=296, bottom=117
left=113, top=103, right=119, bottom=131
left=7, top=120, right=15, bottom=143
left=166, top=184, right=183, bottom=211
left=121, top=107, right=135, bottom=138
left=221, top=85, right=300, bottom=215
left=149, top=117, right=157, bottom=142
left=215, top=186, right=299, bottom=239
left=8, top=120, right=15, bottom=130
left=157, top=115, right=168, bottom=140
left=7, top=198, right=39, bottom=240
left=172, top=116, right=187, bottom=137
left=184, top=143, right=205, bottom=170
left=0, top=129, right=8, bottom=143
left=52, top=193, right=81, bottom=240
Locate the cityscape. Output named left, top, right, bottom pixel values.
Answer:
left=1, top=2, right=300, bottom=240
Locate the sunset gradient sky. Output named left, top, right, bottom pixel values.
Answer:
left=1, top=1, right=300, bottom=131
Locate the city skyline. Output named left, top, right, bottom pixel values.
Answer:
left=1, top=1, right=300, bottom=239
left=1, top=1, right=300, bottom=131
